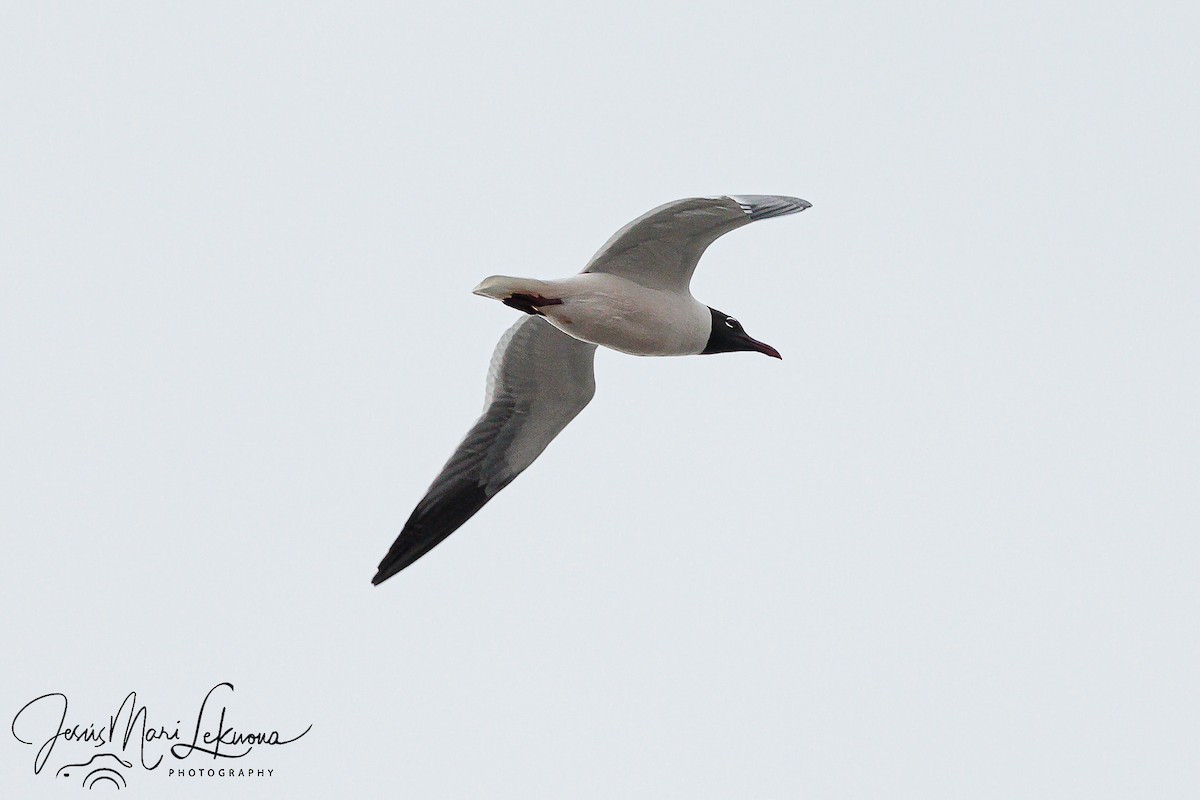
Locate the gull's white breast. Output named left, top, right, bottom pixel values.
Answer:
left=537, top=273, right=711, bottom=357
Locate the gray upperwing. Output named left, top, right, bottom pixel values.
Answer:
left=373, top=316, right=597, bottom=584
left=582, top=195, right=811, bottom=293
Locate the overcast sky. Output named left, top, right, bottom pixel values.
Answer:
left=2, top=2, right=1198, bottom=797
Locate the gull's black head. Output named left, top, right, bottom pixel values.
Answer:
left=701, top=308, right=781, bottom=359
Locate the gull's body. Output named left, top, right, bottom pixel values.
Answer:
left=373, top=195, right=810, bottom=584
left=474, top=272, right=712, bottom=356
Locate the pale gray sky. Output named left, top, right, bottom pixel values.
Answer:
left=2, top=2, right=1198, bottom=797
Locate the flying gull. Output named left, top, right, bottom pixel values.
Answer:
left=372, top=195, right=811, bottom=584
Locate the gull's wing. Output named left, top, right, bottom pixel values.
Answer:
left=583, top=195, right=811, bottom=294
left=373, top=316, right=597, bottom=584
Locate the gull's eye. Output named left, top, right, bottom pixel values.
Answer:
left=725, top=318, right=739, bottom=329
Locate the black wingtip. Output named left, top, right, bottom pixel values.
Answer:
left=371, top=550, right=420, bottom=585
left=728, top=195, right=812, bottom=221
left=371, top=540, right=425, bottom=586
left=371, top=482, right=495, bottom=586
left=371, top=546, right=419, bottom=586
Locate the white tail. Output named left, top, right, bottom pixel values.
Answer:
left=472, top=275, right=554, bottom=301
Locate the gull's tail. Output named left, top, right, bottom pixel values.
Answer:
left=472, top=275, right=556, bottom=301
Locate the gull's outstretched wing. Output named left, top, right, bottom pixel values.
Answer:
left=583, top=195, right=811, bottom=294
left=373, top=316, right=597, bottom=584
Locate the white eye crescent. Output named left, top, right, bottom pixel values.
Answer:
left=725, top=318, right=738, bottom=328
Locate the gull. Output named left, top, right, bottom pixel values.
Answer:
left=372, top=195, right=811, bottom=584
